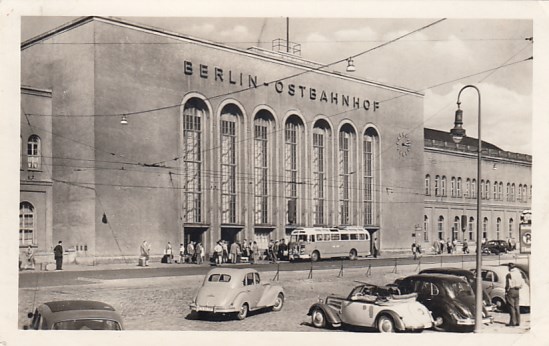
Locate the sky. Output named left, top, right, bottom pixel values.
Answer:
left=21, top=16, right=533, bottom=154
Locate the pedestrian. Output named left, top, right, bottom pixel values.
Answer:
left=230, top=241, right=239, bottom=263
left=505, top=263, right=524, bottom=326
left=186, top=241, right=195, bottom=264
left=273, top=240, right=280, bottom=263
left=446, top=238, right=452, bottom=254
left=411, top=242, right=417, bottom=260
left=439, top=239, right=445, bottom=254
left=222, top=241, right=229, bottom=263
left=164, top=241, right=173, bottom=264
left=179, top=243, right=185, bottom=264
left=53, top=240, right=63, bottom=270
left=25, top=245, right=36, bottom=270
left=452, top=238, right=458, bottom=254
left=462, top=239, right=469, bottom=254
left=433, top=239, right=440, bottom=254
left=373, top=237, right=378, bottom=258
left=214, top=241, right=223, bottom=265
left=140, top=240, right=150, bottom=266
left=195, top=242, right=204, bottom=264
left=251, top=241, right=259, bottom=263
left=278, top=239, right=287, bottom=261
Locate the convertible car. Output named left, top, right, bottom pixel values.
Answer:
left=190, top=268, right=284, bottom=320
left=307, top=283, right=435, bottom=333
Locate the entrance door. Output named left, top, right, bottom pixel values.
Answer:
left=183, top=227, right=205, bottom=246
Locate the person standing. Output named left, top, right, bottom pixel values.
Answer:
left=25, top=246, right=36, bottom=270
left=462, top=239, right=469, bottom=254
left=373, top=237, right=379, bottom=258
left=186, top=241, right=195, bottom=264
left=179, top=243, right=185, bottom=264
left=411, top=242, right=418, bottom=260
left=505, top=263, right=524, bottom=326
left=195, top=242, right=204, bottom=264
left=251, top=241, right=259, bottom=264
left=165, top=241, right=173, bottom=264
left=53, top=241, right=63, bottom=270
left=214, top=241, right=223, bottom=265
left=140, top=240, right=150, bottom=266
left=230, top=241, right=239, bottom=263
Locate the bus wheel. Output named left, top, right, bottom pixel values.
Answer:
left=349, top=249, right=358, bottom=260
left=311, top=251, right=320, bottom=262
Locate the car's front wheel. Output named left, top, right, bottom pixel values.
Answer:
left=236, top=303, right=249, bottom=320
left=310, top=251, right=320, bottom=262
left=272, top=293, right=284, bottom=312
left=311, top=308, right=327, bottom=328
left=349, top=249, right=358, bottom=260
left=493, top=297, right=508, bottom=312
left=377, top=314, right=395, bottom=333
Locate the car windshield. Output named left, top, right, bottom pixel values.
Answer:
left=53, top=319, right=121, bottom=330
left=208, top=274, right=231, bottom=282
left=445, top=281, right=474, bottom=299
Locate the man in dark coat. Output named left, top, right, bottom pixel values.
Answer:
left=53, top=241, right=63, bottom=270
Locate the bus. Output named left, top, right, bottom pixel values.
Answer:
left=288, top=226, right=371, bottom=262
left=519, top=210, right=531, bottom=254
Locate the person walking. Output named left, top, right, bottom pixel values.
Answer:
left=195, top=242, right=204, bottom=264
left=53, top=241, right=63, bottom=270
left=140, top=240, right=150, bottom=266
left=411, top=242, right=418, bottom=260
left=462, top=239, right=469, bottom=254
left=213, top=241, right=223, bottom=265
left=179, top=243, right=185, bottom=264
left=505, top=263, right=524, bottom=326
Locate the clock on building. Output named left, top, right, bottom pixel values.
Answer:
left=396, top=132, right=412, bottom=157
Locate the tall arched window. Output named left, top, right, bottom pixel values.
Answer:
left=19, top=202, right=35, bottom=246
left=363, top=128, right=379, bottom=226
left=465, top=178, right=471, bottom=198
left=220, top=104, right=243, bottom=224
left=499, top=182, right=503, bottom=200
left=435, top=176, right=440, bottom=196
left=438, top=216, right=444, bottom=240
left=486, top=181, right=490, bottom=200
left=508, top=218, right=514, bottom=239
left=453, top=216, right=460, bottom=241
left=27, top=135, right=41, bottom=170
left=285, top=115, right=304, bottom=225
left=496, top=217, right=501, bottom=240
left=451, top=177, right=456, bottom=197
left=457, top=178, right=462, bottom=197
left=441, top=176, right=447, bottom=196
left=483, top=217, right=488, bottom=240
left=511, top=183, right=515, bottom=202
left=506, top=183, right=510, bottom=202
left=254, top=110, right=274, bottom=225
left=468, top=217, right=474, bottom=241
left=493, top=181, right=498, bottom=200
left=338, top=125, right=356, bottom=225
left=313, top=120, right=331, bottom=226
left=480, top=179, right=485, bottom=199
left=182, top=98, right=207, bottom=223
left=425, top=175, right=431, bottom=196
left=471, top=179, right=477, bottom=199
left=423, top=215, right=429, bottom=242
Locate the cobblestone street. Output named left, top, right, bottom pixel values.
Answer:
left=19, top=263, right=530, bottom=334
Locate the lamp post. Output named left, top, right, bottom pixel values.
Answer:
left=450, top=84, right=483, bottom=332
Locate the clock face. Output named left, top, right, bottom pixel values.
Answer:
left=396, top=132, right=412, bottom=157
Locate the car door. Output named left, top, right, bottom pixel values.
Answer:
left=414, top=280, right=437, bottom=311
left=339, top=290, right=375, bottom=327
left=246, top=272, right=266, bottom=308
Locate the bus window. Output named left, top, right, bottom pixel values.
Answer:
left=331, top=234, right=340, bottom=241
left=350, top=233, right=358, bottom=240
left=316, top=234, right=323, bottom=241
left=309, top=235, right=315, bottom=242
left=341, top=233, right=349, bottom=241
left=359, top=233, right=366, bottom=240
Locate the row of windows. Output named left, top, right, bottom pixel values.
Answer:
left=422, top=215, right=515, bottom=242
left=22, top=135, right=42, bottom=170
left=425, top=175, right=531, bottom=203
left=182, top=97, right=380, bottom=228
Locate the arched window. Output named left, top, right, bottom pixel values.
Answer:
left=285, top=115, right=304, bottom=225
left=496, top=217, right=501, bottom=240
left=493, top=181, right=498, bottom=200
left=499, top=182, right=503, bottom=200
left=511, top=183, right=516, bottom=202
left=313, top=120, right=332, bottom=226
left=523, top=184, right=528, bottom=203
left=363, top=127, right=379, bottom=226
left=182, top=98, right=207, bottom=223
left=27, top=135, right=41, bottom=170
left=482, top=217, right=488, bottom=240
left=453, top=216, right=460, bottom=241
left=441, top=176, right=447, bottom=197
left=465, top=178, right=471, bottom=198
left=486, top=181, right=490, bottom=200
left=471, top=179, right=477, bottom=199
left=425, top=175, right=431, bottom=196
left=518, top=184, right=522, bottom=202
left=19, top=202, right=35, bottom=246
left=451, top=177, right=456, bottom=197
left=506, top=183, right=510, bottom=202
left=423, top=215, right=429, bottom=242
left=468, top=217, right=475, bottom=241
left=435, top=175, right=440, bottom=196
left=438, top=216, right=444, bottom=240
left=457, top=178, right=462, bottom=197
left=509, top=218, right=514, bottom=239
left=220, top=104, right=243, bottom=224
left=338, top=125, right=356, bottom=225
left=254, top=110, right=275, bottom=225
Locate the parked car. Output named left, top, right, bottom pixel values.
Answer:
left=482, top=240, right=511, bottom=255
left=307, top=283, right=435, bottom=333
left=190, top=268, right=284, bottom=320
left=471, top=265, right=530, bottom=312
left=419, top=267, right=495, bottom=312
left=393, top=274, right=493, bottom=332
left=24, top=300, right=124, bottom=330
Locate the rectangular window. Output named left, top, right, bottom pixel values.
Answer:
left=183, top=111, right=202, bottom=223
left=19, top=212, right=34, bottom=246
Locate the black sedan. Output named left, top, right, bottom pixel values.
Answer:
left=482, top=240, right=511, bottom=255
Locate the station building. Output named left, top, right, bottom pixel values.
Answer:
left=19, top=17, right=530, bottom=263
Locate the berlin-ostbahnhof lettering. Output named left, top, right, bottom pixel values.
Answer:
left=183, top=60, right=380, bottom=111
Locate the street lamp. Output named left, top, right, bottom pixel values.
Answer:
left=450, top=84, right=483, bottom=332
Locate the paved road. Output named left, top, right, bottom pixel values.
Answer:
left=19, top=254, right=530, bottom=334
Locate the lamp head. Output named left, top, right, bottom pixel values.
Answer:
left=346, top=58, right=356, bottom=73
left=120, top=114, right=128, bottom=125
left=450, top=106, right=466, bottom=144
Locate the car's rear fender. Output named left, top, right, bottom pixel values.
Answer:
left=375, top=309, right=406, bottom=331
left=257, top=285, right=284, bottom=307
left=307, top=303, right=341, bottom=325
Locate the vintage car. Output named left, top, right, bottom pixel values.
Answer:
left=190, top=268, right=284, bottom=320
left=471, top=265, right=530, bottom=312
left=394, top=274, right=493, bottom=332
left=419, top=267, right=495, bottom=312
left=307, top=283, right=435, bottom=333
left=482, top=240, right=512, bottom=255
left=24, top=300, right=124, bottom=330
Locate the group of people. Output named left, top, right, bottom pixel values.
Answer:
left=212, top=239, right=260, bottom=265
left=432, top=238, right=467, bottom=255
left=267, top=239, right=288, bottom=263
left=179, top=241, right=205, bottom=264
